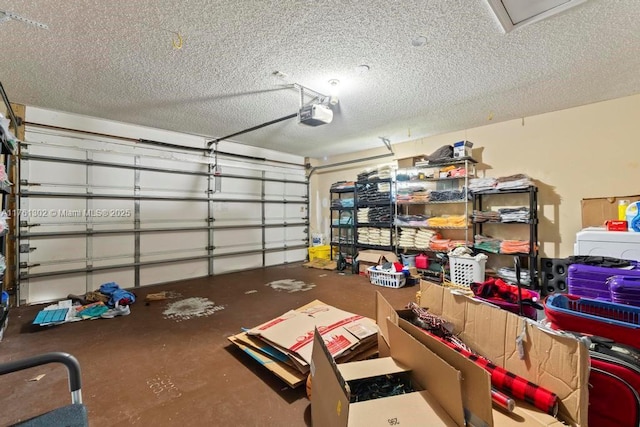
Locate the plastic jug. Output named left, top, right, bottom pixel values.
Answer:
left=627, top=201, right=640, bottom=232
left=415, top=254, right=429, bottom=269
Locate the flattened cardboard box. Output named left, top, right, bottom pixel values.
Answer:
left=407, top=281, right=589, bottom=426
left=311, top=320, right=465, bottom=427
left=246, top=300, right=378, bottom=373
left=581, top=194, right=640, bottom=227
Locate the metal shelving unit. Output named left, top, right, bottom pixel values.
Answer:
left=329, top=183, right=356, bottom=272
left=0, top=81, right=18, bottom=327
left=472, top=185, right=539, bottom=289
left=355, top=177, right=395, bottom=252
left=395, top=158, right=477, bottom=256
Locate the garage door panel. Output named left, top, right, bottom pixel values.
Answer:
left=214, top=254, right=262, bottom=274
left=140, top=200, right=207, bottom=222
left=28, top=276, right=87, bottom=304
left=93, top=235, right=135, bottom=258
left=140, top=170, right=208, bottom=194
left=140, top=260, right=208, bottom=286
left=221, top=177, right=261, bottom=196
left=26, top=237, right=87, bottom=263
left=91, top=167, right=134, bottom=189
left=214, top=228, right=262, bottom=249
left=141, top=230, right=207, bottom=253
left=27, top=162, right=86, bottom=186
left=91, top=269, right=135, bottom=290
left=212, top=202, right=262, bottom=222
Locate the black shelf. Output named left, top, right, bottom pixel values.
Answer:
left=356, top=177, right=393, bottom=185
left=356, top=243, right=394, bottom=251
left=473, top=247, right=536, bottom=257
left=472, top=185, right=539, bottom=289
left=397, top=175, right=473, bottom=183
left=329, top=187, right=355, bottom=194
left=358, top=222, right=393, bottom=228
left=473, top=219, right=537, bottom=225
left=471, top=186, right=537, bottom=195
left=357, top=201, right=393, bottom=207
left=330, top=181, right=358, bottom=273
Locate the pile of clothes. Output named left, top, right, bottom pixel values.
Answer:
left=469, top=177, right=496, bottom=193
left=415, top=229, right=439, bottom=249
left=331, top=197, right=354, bottom=209
left=395, top=214, right=429, bottom=227
left=497, top=267, right=531, bottom=286
left=398, top=228, right=418, bottom=248
left=474, top=234, right=501, bottom=253
left=500, top=240, right=532, bottom=254
left=469, top=175, right=533, bottom=193
left=357, top=166, right=393, bottom=181
left=472, top=210, right=501, bottom=223
left=429, top=189, right=467, bottom=202
left=499, top=207, right=530, bottom=223
left=358, top=227, right=394, bottom=246
left=330, top=181, right=355, bottom=191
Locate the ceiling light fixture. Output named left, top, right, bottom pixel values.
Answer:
left=411, top=36, right=427, bottom=47
left=355, top=64, right=370, bottom=74
left=327, top=79, right=340, bottom=105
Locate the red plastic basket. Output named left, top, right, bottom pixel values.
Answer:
left=544, top=294, right=640, bottom=349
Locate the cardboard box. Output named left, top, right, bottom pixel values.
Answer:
left=453, top=140, right=473, bottom=158
left=247, top=300, right=378, bottom=374
left=375, top=283, right=589, bottom=426
left=356, top=250, right=398, bottom=275
left=311, top=322, right=465, bottom=427
left=581, top=194, right=640, bottom=227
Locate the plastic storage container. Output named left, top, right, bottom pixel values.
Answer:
left=415, top=254, right=429, bottom=269
left=308, top=245, right=331, bottom=261
left=544, top=294, right=640, bottom=349
left=401, top=254, right=417, bottom=267
left=574, top=227, right=640, bottom=260
left=449, top=255, right=486, bottom=287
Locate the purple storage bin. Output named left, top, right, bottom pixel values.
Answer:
left=567, top=263, right=640, bottom=301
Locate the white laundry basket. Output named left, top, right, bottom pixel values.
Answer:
left=367, top=267, right=406, bottom=289
left=449, top=255, right=486, bottom=287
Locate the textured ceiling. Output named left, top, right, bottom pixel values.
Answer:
left=0, top=0, right=639, bottom=158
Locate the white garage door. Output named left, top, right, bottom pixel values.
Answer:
left=17, top=113, right=307, bottom=305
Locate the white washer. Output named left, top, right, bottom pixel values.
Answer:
left=574, top=227, right=640, bottom=260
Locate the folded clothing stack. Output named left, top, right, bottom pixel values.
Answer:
left=472, top=210, right=500, bottom=223
left=495, top=174, right=532, bottom=190
left=500, top=240, right=531, bottom=254
left=497, top=267, right=531, bottom=286
left=499, top=207, right=530, bottom=223
left=330, top=181, right=355, bottom=191
left=395, top=214, right=429, bottom=227
left=415, top=229, right=439, bottom=249
left=357, top=166, right=393, bottom=181
left=469, top=177, right=497, bottom=193
left=331, top=197, right=354, bottom=208
left=430, top=189, right=467, bottom=202
left=368, top=206, right=393, bottom=223
left=357, top=208, right=369, bottom=223
left=379, top=228, right=393, bottom=246
left=427, top=215, right=468, bottom=228
left=357, top=182, right=391, bottom=204
left=474, top=234, right=501, bottom=253
left=357, top=227, right=379, bottom=245
left=430, top=238, right=451, bottom=252
left=398, top=228, right=418, bottom=248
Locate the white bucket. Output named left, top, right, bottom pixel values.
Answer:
left=312, top=233, right=324, bottom=246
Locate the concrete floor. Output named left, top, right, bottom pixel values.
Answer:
left=0, top=264, right=418, bottom=426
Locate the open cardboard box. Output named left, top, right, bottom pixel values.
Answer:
left=311, top=321, right=466, bottom=427
left=356, top=250, right=398, bottom=275
left=375, top=281, right=590, bottom=426
left=581, top=194, right=640, bottom=227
